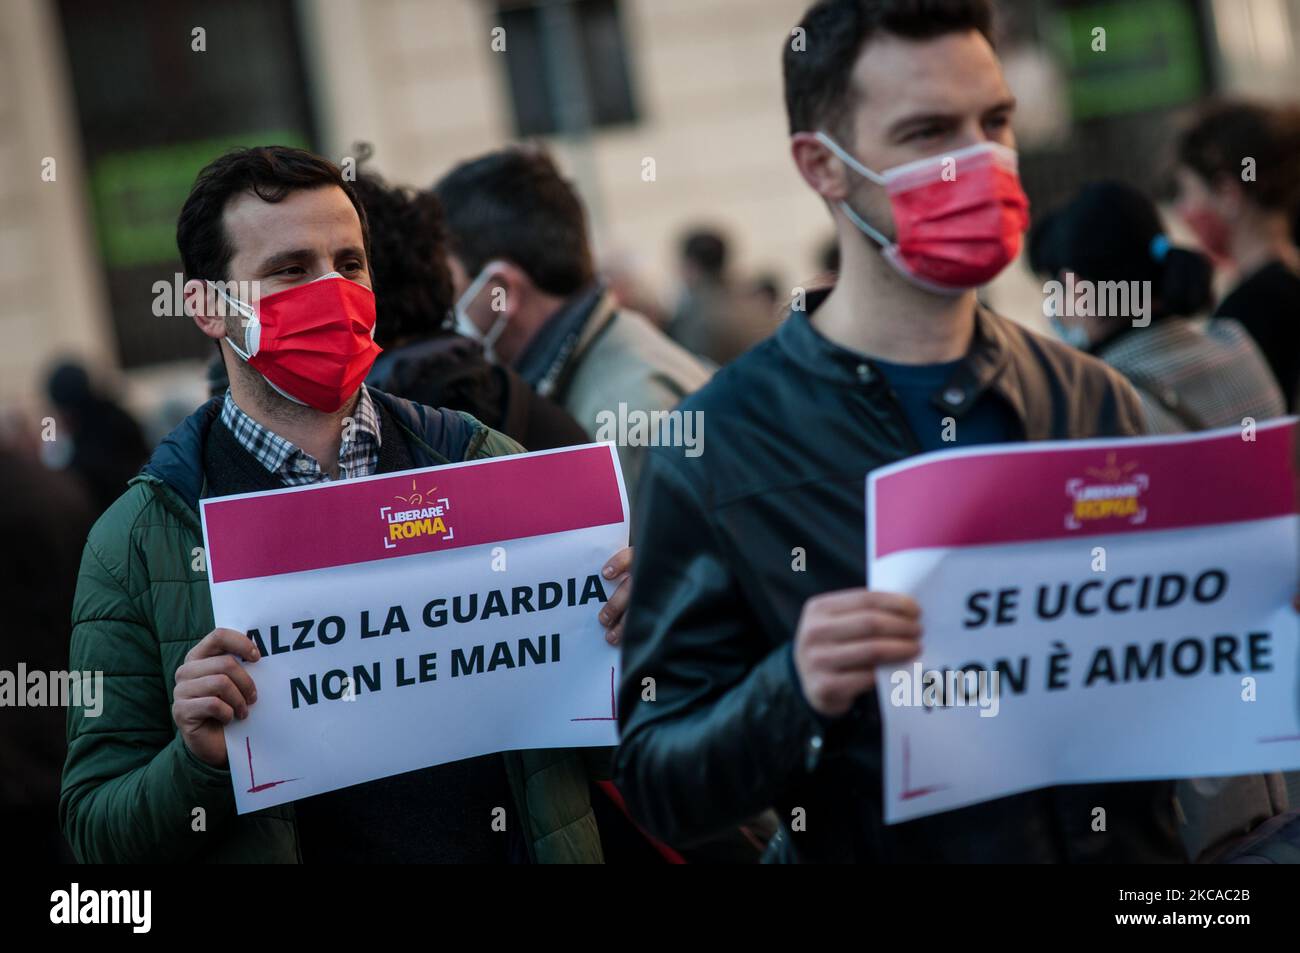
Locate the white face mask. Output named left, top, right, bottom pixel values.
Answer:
left=1043, top=276, right=1094, bottom=349
left=207, top=280, right=259, bottom=359
left=40, top=434, right=74, bottom=470
left=1051, top=319, right=1092, bottom=350
left=453, top=261, right=510, bottom=362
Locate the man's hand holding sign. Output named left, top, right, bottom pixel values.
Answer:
left=187, top=444, right=630, bottom=810
left=793, top=590, right=922, bottom=719
left=172, top=627, right=262, bottom=769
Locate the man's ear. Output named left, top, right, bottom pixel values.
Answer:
left=791, top=132, right=850, bottom=202
left=185, top=279, right=225, bottom=341
left=492, top=262, right=531, bottom=318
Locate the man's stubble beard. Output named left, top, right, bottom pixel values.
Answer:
left=231, top=354, right=325, bottom=427
left=224, top=314, right=332, bottom=429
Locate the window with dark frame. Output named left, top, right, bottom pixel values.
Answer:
left=496, top=0, right=640, bottom=138
left=55, top=0, right=317, bottom=370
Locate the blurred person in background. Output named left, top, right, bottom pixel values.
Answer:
left=434, top=146, right=713, bottom=504
left=1032, top=181, right=1285, bottom=434
left=615, top=0, right=1190, bottom=864
left=667, top=227, right=737, bottom=363
left=45, top=361, right=149, bottom=517
left=740, top=271, right=788, bottom=334
left=1173, top=99, right=1300, bottom=409
left=602, top=249, right=669, bottom=330
left=0, top=425, right=94, bottom=861
left=353, top=169, right=588, bottom=452
left=667, top=228, right=774, bottom=365
left=431, top=149, right=759, bottom=862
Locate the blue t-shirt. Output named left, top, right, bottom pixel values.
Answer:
left=872, top=357, right=1019, bottom=453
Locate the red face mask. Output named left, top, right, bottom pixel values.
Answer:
left=816, top=135, right=1031, bottom=294
left=214, top=273, right=382, bottom=413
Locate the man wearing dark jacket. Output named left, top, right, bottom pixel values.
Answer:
left=434, top=147, right=714, bottom=509
left=614, top=0, right=1185, bottom=862
left=61, top=146, right=631, bottom=863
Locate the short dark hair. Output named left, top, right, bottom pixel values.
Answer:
left=1177, top=99, right=1300, bottom=215
left=783, top=0, right=995, bottom=136
left=433, top=146, right=594, bottom=297
left=351, top=171, right=454, bottom=348
left=680, top=228, right=729, bottom=280
left=176, top=145, right=370, bottom=283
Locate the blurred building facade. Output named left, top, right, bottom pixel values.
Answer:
left=4, top=0, right=1300, bottom=421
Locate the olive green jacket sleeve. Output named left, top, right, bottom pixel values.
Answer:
left=463, top=416, right=528, bottom=460
left=60, top=491, right=238, bottom=863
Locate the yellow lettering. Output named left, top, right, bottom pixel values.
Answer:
left=1075, top=496, right=1138, bottom=521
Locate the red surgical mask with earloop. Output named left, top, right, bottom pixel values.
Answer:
left=211, top=272, right=382, bottom=413
left=816, top=133, right=1031, bottom=294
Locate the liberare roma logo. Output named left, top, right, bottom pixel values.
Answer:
left=379, top=479, right=454, bottom=549
left=1064, top=452, right=1149, bottom=530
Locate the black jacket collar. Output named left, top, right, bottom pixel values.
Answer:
left=778, top=287, right=1027, bottom=430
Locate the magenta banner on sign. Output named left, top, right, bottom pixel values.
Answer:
left=870, top=420, right=1296, bottom=563
left=202, top=443, right=625, bottom=583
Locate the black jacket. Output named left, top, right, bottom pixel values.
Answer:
left=614, top=293, right=1186, bottom=862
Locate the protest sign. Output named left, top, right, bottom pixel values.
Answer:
left=867, top=420, right=1300, bottom=824
left=200, top=443, right=628, bottom=814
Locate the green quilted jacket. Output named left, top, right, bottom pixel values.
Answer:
left=60, top=389, right=605, bottom=863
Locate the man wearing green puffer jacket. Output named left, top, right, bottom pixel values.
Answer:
left=60, top=146, right=631, bottom=863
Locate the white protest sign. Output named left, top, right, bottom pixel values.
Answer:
left=867, top=420, right=1300, bottom=824
left=200, top=443, right=627, bottom=814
